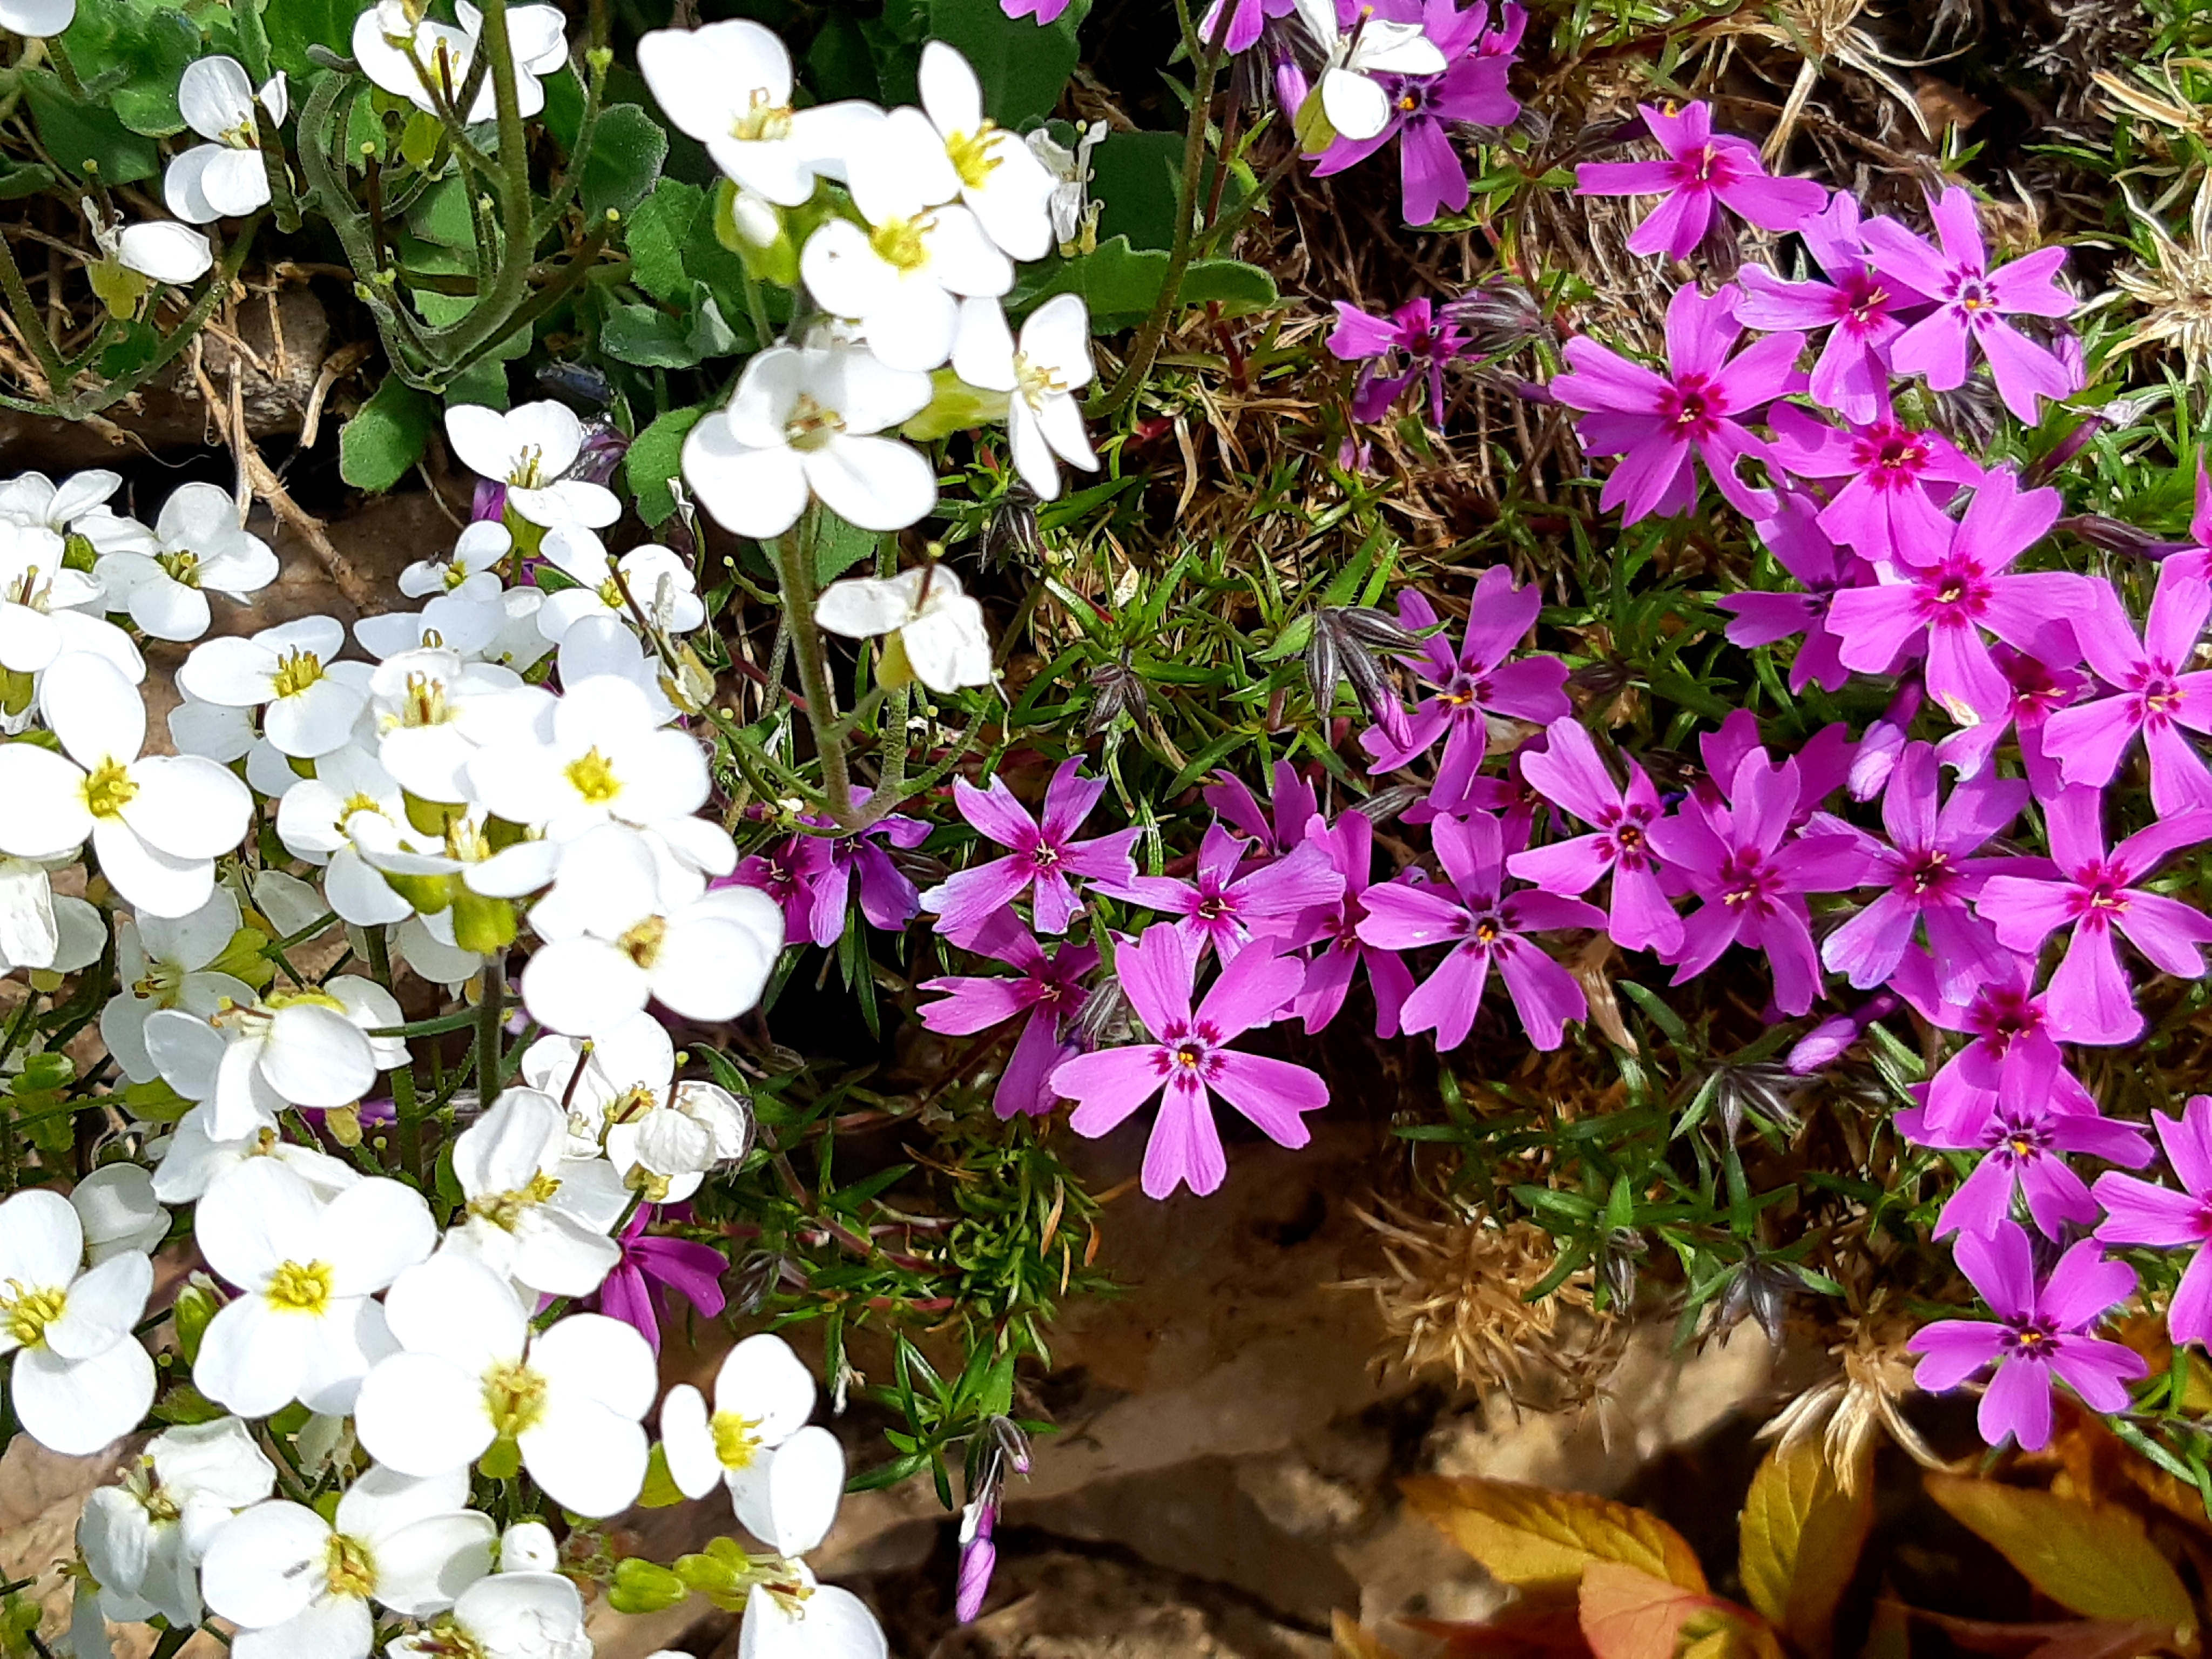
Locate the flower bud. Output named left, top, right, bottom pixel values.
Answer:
left=1086, top=653, right=1148, bottom=733
left=608, top=1559, right=689, bottom=1615
left=955, top=1502, right=997, bottom=1623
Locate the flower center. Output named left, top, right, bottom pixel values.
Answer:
left=156, top=549, right=203, bottom=588
left=265, top=1259, right=335, bottom=1314
left=868, top=215, right=933, bottom=273
left=783, top=393, right=846, bottom=453
left=732, top=87, right=794, bottom=143
left=565, top=746, right=623, bottom=805
left=482, top=1357, right=549, bottom=1439
left=325, top=1532, right=376, bottom=1600
left=1907, top=850, right=1951, bottom=895
left=508, top=445, right=548, bottom=490
left=1, top=1282, right=66, bottom=1348
left=619, top=915, right=667, bottom=969
left=468, top=1169, right=564, bottom=1232
left=272, top=649, right=325, bottom=699
left=945, top=124, right=1003, bottom=189
left=82, top=758, right=138, bottom=820
left=399, top=672, right=454, bottom=728
left=1014, top=349, right=1066, bottom=410
left=711, top=1410, right=765, bottom=1469
left=134, top=957, right=186, bottom=1004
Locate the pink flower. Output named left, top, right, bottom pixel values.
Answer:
left=2094, top=1094, right=2212, bottom=1347
left=1051, top=925, right=1328, bottom=1199
left=591, top=1207, right=729, bottom=1356
left=1766, top=401, right=1983, bottom=568
left=1106, top=822, right=1347, bottom=962
left=1327, top=299, right=1469, bottom=425
left=1910, top=1221, right=2145, bottom=1452
left=1506, top=717, right=1682, bottom=955
left=1975, top=787, right=2212, bottom=1044
left=918, top=914, right=1098, bottom=1119
left=2042, top=559, right=2212, bottom=815
left=1358, top=572, right=1570, bottom=804
left=1890, top=947, right=2092, bottom=1144
left=1198, top=0, right=1296, bottom=53
left=1860, top=187, right=2079, bottom=422
left=1355, top=811, right=1603, bottom=1050
left=726, top=834, right=833, bottom=946
left=1648, top=750, right=1876, bottom=1016
left=1552, top=283, right=1805, bottom=524
left=1573, top=100, right=1826, bottom=260
left=1284, top=807, right=1418, bottom=1038
left=1813, top=740, right=2025, bottom=1000
left=1919, top=1041, right=2149, bottom=1240
left=1735, top=192, right=1930, bottom=423
left=922, top=759, right=1141, bottom=938
left=1933, top=644, right=2084, bottom=796
left=1825, top=468, right=2083, bottom=727
left=1001, top=0, right=1072, bottom=23
left=1204, top=761, right=1317, bottom=855
left=1718, top=489, right=1867, bottom=694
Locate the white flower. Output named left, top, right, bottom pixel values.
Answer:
left=352, top=0, right=568, bottom=123
left=178, top=615, right=373, bottom=759
left=449, top=1087, right=629, bottom=1296
left=394, top=908, right=481, bottom=991
left=536, top=527, right=704, bottom=642
left=149, top=1103, right=362, bottom=1205
left=79, top=1415, right=276, bottom=1628
left=200, top=1464, right=495, bottom=1659
left=0, top=854, right=97, bottom=974
left=71, top=1163, right=168, bottom=1262
left=355, top=589, right=508, bottom=660
left=168, top=691, right=255, bottom=762
left=0, top=1188, right=154, bottom=1455
left=87, top=203, right=216, bottom=286
left=521, top=825, right=781, bottom=1036
left=468, top=673, right=709, bottom=839
left=739, top=1562, right=889, bottom=1659
left=800, top=204, right=1011, bottom=374
left=93, top=481, right=275, bottom=641
left=1292, top=0, right=1447, bottom=141
left=165, top=56, right=286, bottom=224
left=446, top=402, right=619, bottom=531
left=954, top=293, right=1098, bottom=502
left=0, top=519, right=116, bottom=679
left=362, top=646, right=550, bottom=803
left=142, top=977, right=397, bottom=1141
left=555, top=612, right=679, bottom=722
left=0, top=0, right=75, bottom=38
left=273, top=744, right=415, bottom=922
left=192, top=1158, right=435, bottom=1417
left=682, top=344, right=935, bottom=538
left=1029, top=119, right=1107, bottom=256
left=347, top=806, right=564, bottom=918
left=0, top=651, right=251, bottom=916
left=401, top=520, right=509, bottom=601
left=637, top=19, right=881, bottom=205
left=905, top=43, right=1057, bottom=261
left=488, top=583, right=557, bottom=672
left=520, top=1014, right=675, bottom=1155
left=389, top=1570, right=591, bottom=1659
left=500, top=1520, right=559, bottom=1574
left=356, top=1247, right=657, bottom=1517
left=0, top=469, right=156, bottom=571
left=660, top=1334, right=845, bottom=1556
left=816, top=565, right=993, bottom=694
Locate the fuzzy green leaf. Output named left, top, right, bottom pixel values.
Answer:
left=340, top=375, right=436, bottom=493
left=625, top=404, right=709, bottom=527
left=582, top=103, right=669, bottom=222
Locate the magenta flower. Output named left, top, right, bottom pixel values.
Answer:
left=1910, top=1221, right=2144, bottom=1452
left=1860, top=187, right=2079, bottom=422
left=918, top=914, right=1098, bottom=1120
left=1107, top=824, right=1347, bottom=962
left=1649, top=750, right=1875, bottom=1016
left=1573, top=100, right=1825, bottom=260
left=1311, top=0, right=1520, bottom=227
left=1552, top=283, right=1805, bottom=524
left=591, top=1206, right=729, bottom=1356
left=2094, top=1094, right=2212, bottom=1347
left=1933, top=644, right=2084, bottom=797
left=1328, top=299, right=1470, bottom=426
left=1355, top=811, right=1603, bottom=1050
left=1922, top=1042, right=2149, bottom=1240
left=1284, top=807, right=1418, bottom=1037
left=1767, top=402, right=1983, bottom=567
left=2042, top=561, right=2212, bottom=815
left=1358, top=572, right=1570, bottom=804
left=1826, top=469, right=2083, bottom=727
left=1975, top=787, right=2212, bottom=1044
left=1735, top=192, right=1931, bottom=423
left=1719, top=489, right=1867, bottom=694
left=1198, top=0, right=1296, bottom=53
left=1051, top=925, right=1327, bottom=1199
left=1814, top=740, right=2026, bottom=1000
left=1204, top=761, right=1317, bottom=856
left=726, top=834, right=833, bottom=946
left=1697, top=710, right=1857, bottom=825
left=1506, top=717, right=1682, bottom=956
left=1891, top=948, right=2095, bottom=1145
left=1000, top=0, right=1071, bottom=23
left=922, top=758, right=1141, bottom=938
left=817, top=797, right=930, bottom=939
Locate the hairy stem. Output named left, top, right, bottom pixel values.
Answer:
left=770, top=509, right=857, bottom=827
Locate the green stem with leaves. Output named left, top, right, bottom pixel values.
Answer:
left=769, top=509, right=857, bottom=827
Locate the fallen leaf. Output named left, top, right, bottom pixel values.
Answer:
left=1901, top=1604, right=2171, bottom=1659
left=1405, top=1592, right=1593, bottom=1656
left=1578, top=1563, right=1723, bottom=1659
left=1737, top=1432, right=1874, bottom=1655
left=1925, top=1475, right=2197, bottom=1644
left=1333, top=1610, right=1399, bottom=1658
left=1404, top=1477, right=1708, bottom=1591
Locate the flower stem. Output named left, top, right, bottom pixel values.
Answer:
left=476, top=949, right=507, bottom=1112
left=770, top=509, right=857, bottom=827
left=366, top=927, right=425, bottom=1183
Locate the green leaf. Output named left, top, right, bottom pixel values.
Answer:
left=625, top=177, right=704, bottom=307
left=807, top=11, right=880, bottom=103
left=22, top=68, right=159, bottom=184
left=407, top=177, right=478, bottom=252
left=97, top=319, right=161, bottom=380
left=924, top=0, right=1087, bottom=127
left=0, top=161, right=53, bottom=200
left=813, top=511, right=878, bottom=583
left=1088, top=130, right=1183, bottom=252
left=260, top=0, right=356, bottom=77
left=443, top=356, right=510, bottom=410
left=340, top=375, right=437, bottom=493
left=582, top=103, right=670, bottom=222
left=1010, top=235, right=1277, bottom=330
left=625, top=404, right=709, bottom=527
left=61, top=0, right=201, bottom=136
left=601, top=303, right=700, bottom=369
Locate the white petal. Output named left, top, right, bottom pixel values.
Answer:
left=713, top=1333, right=820, bottom=1442
left=1320, top=67, right=1391, bottom=142
left=15, top=1337, right=152, bottom=1454
left=661, top=1382, right=724, bottom=1500
left=682, top=417, right=808, bottom=539
left=518, top=1394, right=646, bottom=1518
left=730, top=1425, right=844, bottom=1556
left=0, top=1188, right=80, bottom=1293
left=179, top=55, right=254, bottom=139
left=353, top=1352, right=495, bottom=1478
left=259, top=1003, right=376, bottom=1108
left=368, top=1511, right=497, bottom=1616
left=41, top=648, right=144, bottom=768
left=952, top=295, right=1017, bottom=393
left=194, top=1294, right=310, bottom=1416
left=70, top=1164, right=167, bottom=1263
left=0, top=743, right=89, bottom=857
left=805, top=435, right=938, bottom=532
left=918, top=42, right=984, bottom=140
left=531, top=1312, right=656, bottom=1419
left=120, top=753, right=253, bottom=858
left=197, top=1157, right=325, bottom=1287
left=444, top=404, right=520, bottom=482
left=44, top=1248, right=151, bottom=1358
left=848, top=106, right=960, bottom=224
left=232, top=1594, right=371, bottom=1659
left=319, top=1178, right=435, bottom=1296
left=92, top=818, right=213, bottom=919
left=199, top=1501, right=329, bottom=1630
left=520, top=936, right=648, bottom=1035
left=382, top=1246, right=529, bottom=1372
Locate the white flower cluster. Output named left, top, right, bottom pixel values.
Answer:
left=640, top=29, right=1101, bottom=532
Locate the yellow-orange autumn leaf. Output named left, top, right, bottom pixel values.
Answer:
left=1332, top=1611, right=1398, bottom=1659
left=1579, top=1563, right=1724, bottom=1659
left=1737, top=1434, right=1874, bottom=1655
left=1404, top=1477, right=1708, bottom=1591
left=1925, top=1474, right=2197, bottom=1644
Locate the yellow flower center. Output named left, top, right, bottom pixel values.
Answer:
left=82, top=758, right=138, bottom=820
left=156, top=549, right=203, bottom=588
left=783, top=393, right=847, bottom=453
left=482, top=1358, right=549, bottom=1439
left=711, top=1410, right=765, bottom=1469
left=945, top=125, right=1003, bottom=190
left=337, top=790, right=385, bottom=832
left=134, top=957, right=186, bottom=1004
left=2, top=1283, right=66, bottom=1348
left=467, top=1170, right=563, bottom=1232
left=508, top=444, right=548, bottom=490
left=565, top=747, right=622, bottom=805
left=271, top=649, right=325, bottom=699
left=732, top=87, right=794, bottom=143
left=265, top=1259, right=334, bottom=1314
left=619, top=915, right=667, bottom=970
left=325, top=1532, right=376, bottom=1600
left=1014, top=349, right=1065, bottom=412
left=868, top=215, right=932, bottom=273
left=399, top=672, right=453, bottom=729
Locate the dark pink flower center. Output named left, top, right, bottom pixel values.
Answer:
left=1661, top=373, right=1725, bottom=439
left=2131, top=669, right=2184, bottom=726
left=1902, top=848, right=1955, bottom=899
left=1836, top=275, right=1892, bottom=334
left=1440, top=671, right=1492, bottom=710
left=2002, top=1319, right=2059, bottom=1359
left=1717, top=849, right=1782, bottom=913
left=2069, top=867, right=2133, bottom=929
left=1967, top=991, right=2042, bottom=1055
left=1852, top=422, right=1930, bottom=491
left=1918, top=559, right=1993, bottom=628
left=1155, top=1021, right=1225, bottom=1087
left=1028, top=840, right=1062, bottom=872
left=1984, top=1111, right=2051, bottom=1164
